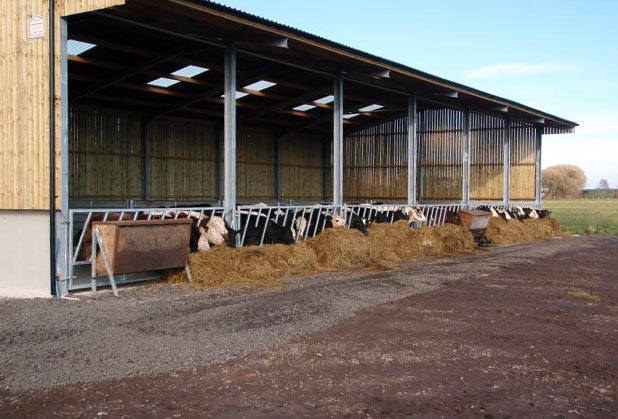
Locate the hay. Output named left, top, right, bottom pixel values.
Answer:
left=167, top=219, right=525, bottom=290
left=169, top=243, right=317, bottom=289
left=485, top=217, right=563, bottom=244
left=305, top=228, right=372, bottom=270
left=366, top=221, right=476, bottom=260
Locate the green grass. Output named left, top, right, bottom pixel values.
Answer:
left=544, top=199, right=618, bottom=236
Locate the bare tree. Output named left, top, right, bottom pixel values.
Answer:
left=542, top=164, right=586, bottom=198
left=597, top=179, right=609, bottom=189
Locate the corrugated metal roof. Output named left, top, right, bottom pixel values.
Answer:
left=183, top=0, right=577, bottom=128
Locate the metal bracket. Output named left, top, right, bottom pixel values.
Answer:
left=91, top=226, right=119, bottom=297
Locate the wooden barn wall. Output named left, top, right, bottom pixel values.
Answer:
left=69, top=106, right=142, bottom=200
left=343, top=118, right=407, bottom=202
left=418, top=108, right=464, bottom=201
left=469, top=112, right=504, bottom=201
left=69, top=106, right=331, bottom=203
left=57, top=0, right=125, bottom=17
left=510, top=121, right=536, bottom=200
left=280, top=132, right=326, bottom=202
left=0, top=0, right=124, bottom=210
left=237, top=126, right=275, bottom=202
left=147, top=119, right=218, bottom=201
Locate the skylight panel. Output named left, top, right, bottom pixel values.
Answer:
left=148, top=77, right=180, bottom=88
left=358, top=104, right=383, bottom=112
left=67, top=39, right=96, bottom=56
left=221, top=91, right=249, bottom=99
left=293, top=104, right=317, bottom=112
left=343, top=113, right=360, bottom=119
left=244, top=80, right=276, bottom=91
left=314, top=95, right=334, bottom=104
left=171, top=65, right=209, bottom=78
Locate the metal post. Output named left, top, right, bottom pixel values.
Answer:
left=535, top=125, right=543, bottom=208
left=503, top=117, right=511, bottom=208
left=333, top=76, right=344, bottom=209
left=462, top=109, right=471, bottom=207
left=223, top=45, right=237, bottom=227
left=407, top=94, right=418, bottom=205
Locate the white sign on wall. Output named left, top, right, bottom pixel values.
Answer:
left=28, top=15, right=44, bottom=39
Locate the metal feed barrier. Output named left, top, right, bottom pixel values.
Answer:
left=62, top=202, right=542, bottom=292
left=235, top=204, right=339, bottom=247
left=66, top=206, right=223, bottom=291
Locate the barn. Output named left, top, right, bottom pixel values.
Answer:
left=0, top=0, right=577, bottom=298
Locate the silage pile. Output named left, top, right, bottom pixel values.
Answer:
left=485, top=217, right=563, bottom=244
left=171, top=222, right=477, bottom=289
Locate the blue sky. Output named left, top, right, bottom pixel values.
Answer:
left=218, top=0, right=618, bottom=188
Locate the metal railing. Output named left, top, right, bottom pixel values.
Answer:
left=67, top=206, right=223, bottom=291
left=235, top=204, right=338, bottom=247
left=63, top=201, right=543, bottom=291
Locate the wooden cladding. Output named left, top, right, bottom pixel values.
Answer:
left=510, top=121, right=537, bottom=201
left=0, top=0, right=125, bottom=209
left=147, top=118, right=217, bottom=201
left=470, top=112, right=504, bottom=200
left=69, top=106, right=142, bottom=200
left=418, top=108, right=464, bottom=201
left=280, top=132, right=326, bottom=201
left=344, top=118, right=407, bottom=201
left=69, top=106, right=328, bottom=203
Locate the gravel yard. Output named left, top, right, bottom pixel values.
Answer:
left=1, top=235, right=617, bottom=418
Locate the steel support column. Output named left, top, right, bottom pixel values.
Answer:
left=333, top=76, right=344, bottom=209
left=407, top=94, right=418, bottom=205
left=503, top=117, right=511, bottom=207
left=535, top=126, right=543, bottom=208
left=223, top=45, right=237, bottom=226
left=462, top=108, right=471, bottom=207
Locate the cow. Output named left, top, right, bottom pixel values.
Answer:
left=444, top=211, right=460, bottom=225
left=235, top=209, right=296, bottom=246
left=343, top=209, right=369, bottom=235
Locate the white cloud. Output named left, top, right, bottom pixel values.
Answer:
left=466, top=62, right=575, bottom=79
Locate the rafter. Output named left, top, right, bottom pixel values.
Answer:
left=73, top=48, right=199, bottom=101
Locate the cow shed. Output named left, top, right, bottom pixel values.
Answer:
left=0, top=0, right=577, bottom=297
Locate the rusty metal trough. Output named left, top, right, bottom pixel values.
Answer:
left=91, top=219, right=192, bottom=295
left=457, top=210, right=492, bottom=240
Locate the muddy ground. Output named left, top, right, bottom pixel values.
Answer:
left=1, top=236, right=617, bottom=418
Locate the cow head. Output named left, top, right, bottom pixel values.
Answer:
left=294, top=216, right=308, bottom=240
left=404, top=207, right=427, bottom=223
left=197, top=226, right=211, bottom=251
left=330, top=214, right=347, bottom=228
left=205, top=216, right=228, bottom=246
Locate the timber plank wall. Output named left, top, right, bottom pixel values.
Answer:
left=0, top=0, right=125, bottom=210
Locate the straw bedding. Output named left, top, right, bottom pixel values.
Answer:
left=170, top=216, right=562, bottom=289
left=485, top=217, right=563, bottom=244
left=171, top=222, right=477, bottom=289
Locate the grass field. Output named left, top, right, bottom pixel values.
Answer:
left=543, top=199, right=618, bottom=235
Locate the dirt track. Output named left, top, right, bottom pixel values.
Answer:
left=1, top=236, right=617, bottom=418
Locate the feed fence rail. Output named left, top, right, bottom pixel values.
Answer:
left=66, top=206, right=223, bottom=291
left=235, top=204, right=338, bottom=247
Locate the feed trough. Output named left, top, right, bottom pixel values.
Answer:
left=91, top=219, right=192, bottom=295
left=457, top=210, right=492, bottom=241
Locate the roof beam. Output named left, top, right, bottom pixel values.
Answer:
left=73, top=48, right=195, bottom=101
left=240, top=87, right=332, bottom=122
left=150, top=66, right=275, bottom=118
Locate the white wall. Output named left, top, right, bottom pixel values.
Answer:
left=0, top=210, right=51, bottom=298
